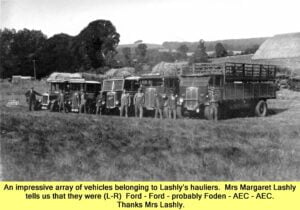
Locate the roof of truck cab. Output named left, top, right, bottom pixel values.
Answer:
left=125, top=76, right=141, bottom=80
left=181, top=74, right=219, bottom=77
left=103, top=78, right=124, bottom=81
left=85, top=81, right=101, bottom=84
left=69, top=79, right=86, bottom=83
left=48, top=80, right=68, bottom=83
left=140, top=74, right=178, bottom=79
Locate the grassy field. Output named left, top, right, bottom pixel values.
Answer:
left=0, top=81, right=300, bottom=181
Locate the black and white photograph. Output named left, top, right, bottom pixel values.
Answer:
left=0, top=0, right=300, bottom=181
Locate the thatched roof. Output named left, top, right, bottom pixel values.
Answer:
left=81, top=73, right=105, bottom=81
left=252, top=33, right=300, bottom=59
left=105, top=67, right=135, bottom=77
left=152, top=62, right=188, bottom=75
left=47, top=72, right=104, bottom=82
left=47, top=72, right=81, bottom=82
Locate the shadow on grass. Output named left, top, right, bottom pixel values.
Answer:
left=268, top=108, right=288, bottom=116
left=222, top=108, right=288, bottom=120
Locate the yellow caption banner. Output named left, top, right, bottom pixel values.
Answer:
left=0, top=182, right=299, bottom=210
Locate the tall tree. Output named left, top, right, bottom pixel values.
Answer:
left=135, top=43, right=147, bottom=63
left=190, top=39, right=208, bottom=63
left=72, top=20, right=120, bottom=70
left=36, top=33, right=75, bottom=77
left=243, top=44, right=260, bottom=55
left=176, top=44, right=189, bottom=60
left=215, top=42, right=228, bottom=58
left=0, top=29, right=16, bottom=78
left=0, top=28, right=47, bottom=78
left=121, top=47, right=132, bottom=66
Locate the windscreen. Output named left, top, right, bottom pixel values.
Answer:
left=51, top=83, right=65, bottom=91
left=70, top=83, right=82, bottom=91
left=141, top=78, right=163, bottom=87
left=113, top=80, right=124, bottom=91
left=102, top=80, right=113, bottom=91
left=124, top=80, right=140, bottom=91
left=181, top=76, right=210, bottom=87
left=86, top=84, right=100, bottom=92
left=102, top=80, right=124, bottom=91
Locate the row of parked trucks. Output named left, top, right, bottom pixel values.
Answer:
left=41, top=62, right=278, bottom=120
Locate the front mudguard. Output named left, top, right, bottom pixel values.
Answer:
left=34, top=100, right=42, bottom=111
left=49, top=100, right=59, bottom=112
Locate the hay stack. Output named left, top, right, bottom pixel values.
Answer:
left=81, top=72, right=105, bottom=81
left=105, top=67, right=135, bottom=78
left=152, top=62, right=188, bottom=75
left=252, top=33, right=300, bottom=59
left=46, top=72, right=82, bottom=82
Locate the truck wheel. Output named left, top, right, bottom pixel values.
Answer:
left=50, top=103, right=55, bottom=112
left=255, top=100, right=268, bottom=117
left=176, top=106, right=182, bottom=119
left=204, top=106, right=211, bottom=120
left=64, top=105, right=70, bottom=113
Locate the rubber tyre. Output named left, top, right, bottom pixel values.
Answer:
left=204, top=106, right=211, bottom=120
left=255, top=100, right=268, bottom=117
left=176, top=106, right=182, bottom=119
left=50, top=103, right=55, bottom=112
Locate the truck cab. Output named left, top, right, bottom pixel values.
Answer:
left=139, top=74, right=179, bottom=111
left=41, top=81, right=68, bottom=110
left=101, top=76, right=140, bottom=114
left=67, top=79, right=101, bottom=113
left=179, top=75, right=210, bottom=115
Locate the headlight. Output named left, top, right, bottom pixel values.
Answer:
left=102, top=101, right=105, bottom=104
left=179, top=98, right=184, bottom=103
left=68, top=101, right=71, bottom=104
left=115, top=100, right=119, bottom=105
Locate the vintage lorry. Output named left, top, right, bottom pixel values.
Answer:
left=42, top=75, right=101, bottom=113
left=139, top=73, right=181, bottom=117
left=101, top=76, right=141, bottom=114
left=41, top=80, right=68, bottom=111
left=66, top=79, right=101, bottom=113
left=178, top=62, right=278, bottom=120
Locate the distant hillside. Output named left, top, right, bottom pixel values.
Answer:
left=118, top=43, right=163, bottom=50
left=118, top=37, right=269, bottom=52
left=162, top=37, right=269, bottom=52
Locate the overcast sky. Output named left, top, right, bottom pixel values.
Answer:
left=1, top=0, right=299, bottom=44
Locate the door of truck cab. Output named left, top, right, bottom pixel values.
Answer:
left=208, top=75, right=224, bottom=102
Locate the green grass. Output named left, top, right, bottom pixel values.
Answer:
left=0, top=81, right=300, bottom=181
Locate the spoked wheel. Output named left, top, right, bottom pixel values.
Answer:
left=204, top=106, right=211, bottom=120
left=50, top=103, right=55, bottom=112
left=176, top=106, right=183, bottom=119
left=255, top=100, right=268, bottom=117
